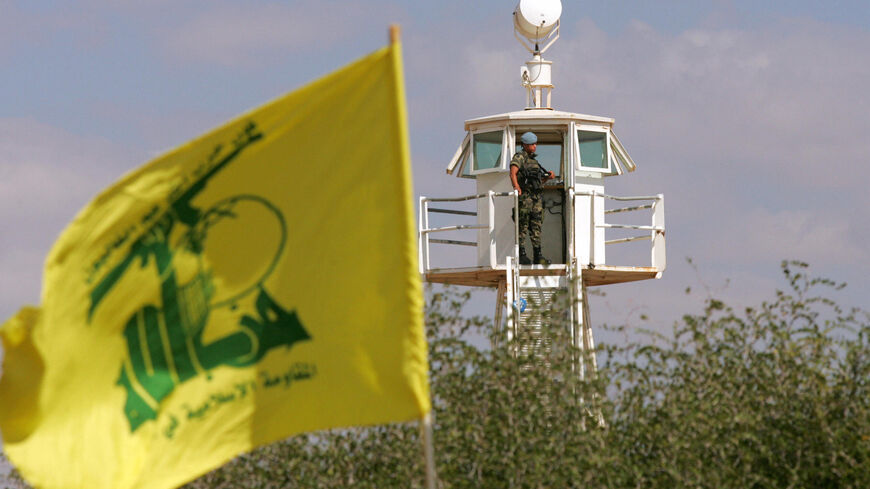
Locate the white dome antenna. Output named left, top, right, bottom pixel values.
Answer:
left=513, top=0, right=562, bottom=55
left=513, top=0, right=562, bottom=109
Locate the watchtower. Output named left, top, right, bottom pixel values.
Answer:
left=418, top=0, right=665, bottom=380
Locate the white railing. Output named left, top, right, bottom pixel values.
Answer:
left=418, top=191, right=519, bottom=274
left=420, top=190, right=665, bottom=274
left=574, top=191, right=665, bottom=270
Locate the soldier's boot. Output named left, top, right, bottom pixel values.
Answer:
left=518, top=247, right=532, bottom=265
left=533, top=247, right=551, bottom=266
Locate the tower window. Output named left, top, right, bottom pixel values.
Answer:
left=516, top=142, right=562, bottom=177
left=577, top=130, right=608, bottom=170
left=472, top=131, right=503, bottom=171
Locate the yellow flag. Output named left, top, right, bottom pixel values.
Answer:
left=0, top=42, right=429, bottom=489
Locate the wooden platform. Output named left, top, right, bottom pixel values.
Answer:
left=582, top=266, right=660, bottom=286
left=424, top=265, right=661, bottom=288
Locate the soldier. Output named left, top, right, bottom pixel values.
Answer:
left=510, top=131, right=555, bottom=265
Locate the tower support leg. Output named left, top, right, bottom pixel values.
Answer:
left=572, top=273, right=605, bottom=426
left=504, top=256, right=517, bottom=345
left=493, top=278, right=507, bottom=349
left=572, top=275, right=589, bottom=380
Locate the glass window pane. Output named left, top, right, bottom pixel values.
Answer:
left=515, top=143, right=561, bottom=177
left=473, top=131, right=503, bottom=171
left=460, top=144, right=472, bottom=177
left=578, top=130, right=607, bottom=169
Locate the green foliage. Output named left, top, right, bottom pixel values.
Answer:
left=183, top=261, right=867, bottom=488
left=4, top=262, right=868, bottom=488
left=598, top=261, right=869, bottom=488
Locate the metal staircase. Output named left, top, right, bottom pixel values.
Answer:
left=497, top=260, right=597, bottom=382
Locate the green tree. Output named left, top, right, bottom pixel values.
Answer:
left=597, top=261, right=869, bottom=488
left=183, top=261, right=867, bottom=488
left=4, top=262, right=868, bottom=488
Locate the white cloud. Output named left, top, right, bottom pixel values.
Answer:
left=0, top=4, right=112, bottom=55
left=0, top=5, right=46, bottom=57
left=160, top=1, right=407, bottom=67
left=567, top=19, right=870, bottom=186
left=0, top=119, right=131, bottom=319
left=700, top=207, right=866, bottom=266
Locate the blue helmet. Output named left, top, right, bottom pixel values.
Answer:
left=520, top=131, right=537, bottom=145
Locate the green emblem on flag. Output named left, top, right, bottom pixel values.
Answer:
left=88, top=122, right=311, bottom=431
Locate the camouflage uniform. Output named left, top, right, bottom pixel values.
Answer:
left=510, top=149, right=545, bottom=251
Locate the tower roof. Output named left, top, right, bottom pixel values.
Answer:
left=447, top=108, right=636, bottom=177
left=464, top=108, right=614, bottom=129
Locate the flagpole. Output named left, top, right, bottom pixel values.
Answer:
left=388, top=21, right=435, bottom=488
left=389, top=23, right=401, bottom=45
left=420, top=413, right=437, bottom=489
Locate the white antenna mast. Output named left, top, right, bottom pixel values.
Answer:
left=513, top=0, right=562, bottom=109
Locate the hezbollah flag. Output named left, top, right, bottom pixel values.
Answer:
left=0, top=39, right=429, bottom=489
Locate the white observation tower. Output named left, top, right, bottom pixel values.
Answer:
left=418, top=0, right=666, bottom=380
